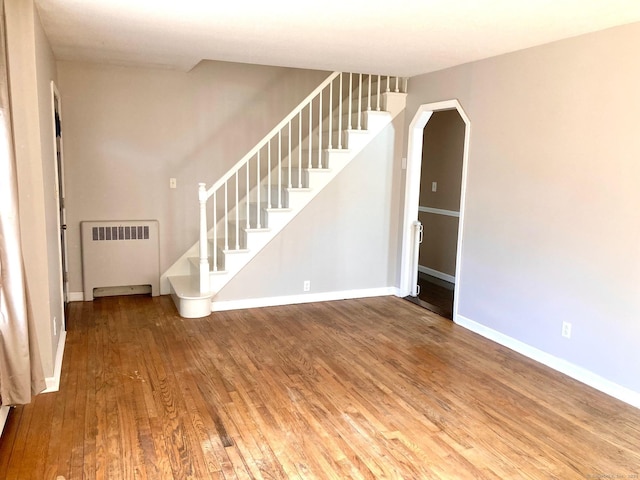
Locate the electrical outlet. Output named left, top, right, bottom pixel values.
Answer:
left=53, top=316, right=57, bottom=336
left=303, top=280, right=311, bottom=292
left=169, top=178, right=177, bottom=189
left=562, top=321, right=572, bottom=339
left=432, top=181, right=438, bottom=192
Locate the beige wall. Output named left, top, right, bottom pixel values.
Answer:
left=405, top=22, right=640, bottom=394
left=418, top=213, right=458, bottom=277
left=418, top=110, right=464, bottom=277
left=34, top=1, right=63, bottom=364
left=419, top=110, right=464, bottom=211
left=57, top=61, right=328, bottom=294
left=6, top=0, right=61, bottom=376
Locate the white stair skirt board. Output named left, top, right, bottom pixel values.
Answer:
left=165, top=91, right=407, bottom=318
left=213, top=287, right=401, bottom=312
left=455, top=314, right=640, bottom=409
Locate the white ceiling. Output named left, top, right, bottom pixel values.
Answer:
left=35, top=0, right=640, bottom=77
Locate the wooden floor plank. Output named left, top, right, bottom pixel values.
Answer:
left=0, top=407, right=23, bottom=478
left=1, top=295, right=639, bottom=479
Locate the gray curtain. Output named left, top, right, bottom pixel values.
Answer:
left=0, top=0, right=46, bottom=406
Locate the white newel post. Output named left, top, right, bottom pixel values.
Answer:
left=198, top=183, right=210, bottom=294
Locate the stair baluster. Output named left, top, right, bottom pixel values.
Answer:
left=256, top=150, right=261, bottom=228
left=338, top=74, right=343, bottom=149
left=198, top=183, right=209, bottom=294
left=318, top=90, right=323, bottom=167
left=298, top=110, right=303, bottom=187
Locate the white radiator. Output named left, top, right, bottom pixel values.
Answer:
left=81, top=220, right=160, bottom=301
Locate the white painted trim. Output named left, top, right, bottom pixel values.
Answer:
left=418, top=206, right=460, bottom=217
left=455, top=314, right=640, bottom=409
left=68, top=292, right=84, bottom=302
left=51, top=81, right=68, bottom=328
left=400, top=100, right=471, bottom=326
left=418, top=265, right=455, bottom=283
left=0, top=406, right=9, bottom=438
left=43, top=329, right=66, bottom=393
left=212, top=287, right=400, bottom=312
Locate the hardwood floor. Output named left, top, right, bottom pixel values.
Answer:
left=1, top=295, right=639, bottom=479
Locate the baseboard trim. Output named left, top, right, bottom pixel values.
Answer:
left=212, top=287, right=401, bottom=312
left=0, top=406, right=9, bottom=437
left=43, top=329, right=67, bottom=393
left=68, top=292, right=84, bottom=302
left=455, top=314, right=640, bottom=409
left=418, top=265, right=455, bottom=284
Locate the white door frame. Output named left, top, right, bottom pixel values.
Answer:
left=51, top=81, right=68, bottom=327
left=399, top=99, right=471, bottom=321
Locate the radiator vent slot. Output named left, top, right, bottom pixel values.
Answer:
left=92, top=225, right=150, bottom=241
left=81, top=220, right=160, bottom=301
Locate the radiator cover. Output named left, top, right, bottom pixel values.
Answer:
left=81, top=220, right=160, bottom=301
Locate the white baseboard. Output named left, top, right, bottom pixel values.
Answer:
left=212, top=287, right=401, bottom=312
left=43, top=329, right=66, bottom=393
left=455, top=314, right=640, bottom=409
left=0, top=406, right=9, bottom=437
left=68, top=292, right=84, bottom=302
left=418, top=265, right=455, bottom=284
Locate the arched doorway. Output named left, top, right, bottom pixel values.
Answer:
left=400, top=100, right=470, bottom=322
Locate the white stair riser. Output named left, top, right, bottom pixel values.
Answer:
left=285, top=189, right=313, bottom=210
left=244, top=229, right=272, bottom=251
left=218, top=249, right=248, bottom=273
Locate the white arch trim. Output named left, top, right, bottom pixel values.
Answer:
left=399, top=99, right=471, bottom=321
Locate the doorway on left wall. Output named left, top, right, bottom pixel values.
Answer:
left=52, top=82, right=69, bottom=323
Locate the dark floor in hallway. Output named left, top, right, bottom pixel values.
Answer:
left=406, top=272, right=454, bottom=319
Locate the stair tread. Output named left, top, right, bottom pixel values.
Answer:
left=221, top=247, right=250, bottom=254
left=168, top=275, right=212, bottom=300
left=265, top=207, right=293, bottom=212
left=208, top=225, right=270, bottom=239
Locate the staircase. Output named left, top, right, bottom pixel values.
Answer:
left=163, top=72, right=407, bottom=318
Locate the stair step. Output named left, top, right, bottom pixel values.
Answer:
left=188, top=256, right=225, bottom=274
left=168, top=275, right=212, bottom=318
left=298, top=148, right=351, bottom=169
